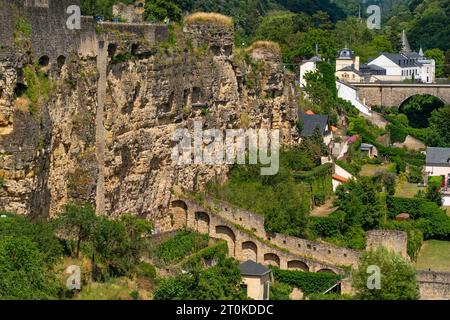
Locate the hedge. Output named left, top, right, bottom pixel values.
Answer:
left=270, top=267, right=341, bottom=295
left=386, top=196, right=429, bottom=219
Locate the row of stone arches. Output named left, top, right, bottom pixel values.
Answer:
left=37, top=55, right=66, bottom=69
left=169, top=200, right=337, bottom=274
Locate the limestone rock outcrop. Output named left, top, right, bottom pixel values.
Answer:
left=0, top=19, right=300, bottom=232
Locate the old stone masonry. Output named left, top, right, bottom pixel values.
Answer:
left=0, top=0, right=298, bottom=227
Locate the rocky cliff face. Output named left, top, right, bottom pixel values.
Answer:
left=0, top=21, right=299, bottom=231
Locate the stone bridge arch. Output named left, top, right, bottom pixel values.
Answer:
left=170, top=200, right=188, bottom=229
left=353, top=84, right=450, bottom=108
left=241, top=241, right=258, bottom=262
left=263, top=253, right=280, bottom=267
left=215, top=225, right=236, bottom=257
left=287, top=260, right=309, bottom=271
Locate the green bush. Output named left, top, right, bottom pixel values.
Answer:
left=386, top=196, right=429, bottom=219
left=270, top=267, right=341, bottom=295
left=387, top=123, right=407, bottom=143
left=136, top=262, right=156, bottom=280
left=270, top=282, right=292, bottom=300
left=155, top=230, right=209, bottom=264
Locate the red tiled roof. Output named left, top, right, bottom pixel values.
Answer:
left=332, top=174, right=348, bottom=183
left=347, top=135, right=358, bottom=144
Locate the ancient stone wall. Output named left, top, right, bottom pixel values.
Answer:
left=199, top=197, right=361, bottom=267
left=366, top=229, right=408, bottom=259
left=417, top=271, right=450, bottom=300
left=172, top=197, right=345, bottom=275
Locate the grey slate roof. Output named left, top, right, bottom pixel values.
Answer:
left=298, top=113, right=329, bottom=137
left=239, top=260, right=271, bottom=277
left=426, top=147, right=450, bottom=167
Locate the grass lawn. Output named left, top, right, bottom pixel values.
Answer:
left=395, top=182, right=425, bottom=198
left=415, top=240, right=450, bottom=272
left=76, top=277, right=152, bottom=300
left=359, top=164, right=390, bottom=177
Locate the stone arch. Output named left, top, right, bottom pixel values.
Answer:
left=241, top=241, right=258, bottom=262
left=38, top=55, right=50, bottom=67
left=108, top=43, right=118, bottom=57
left=398, top=94, right=446, bottom=128
left=131, top=43, right=139, bottom=56
left=170, top=200, right=188, bottom=229
left=215, top=225, right=236, bottom=257
left=317, top=268, right=336, bottom=274
left=287, top=260, right=309, bottom=271
left=195, top=211, right=210, bottom=235
left=263, top=253, right=280, bottom=267
left=398, top=93, right=447, bottom=109
left=57, top=55, right=66, bottom=69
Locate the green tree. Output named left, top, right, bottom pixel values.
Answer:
left=429, top=105, right=450, bottom=146
left=425, top=48, right=445, bottom=78
left=54, top=203, right=98, bottom=259
left=154, top=258, right=246, bottom=300
left=352, top=247, right=419, bottom=300
left=425, top=179, right=443, bottom=206
left=0, top=236, right=60, bottom=299
left=144, top=0, right=182, bottom=23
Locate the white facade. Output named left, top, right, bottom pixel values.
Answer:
left=368, top=55, right=401, bottom=77
left=368, top=53, right=435, bottom=83
left=298, top=60, right=317, bottom=88
left=336, top=80, right=371, bottom=115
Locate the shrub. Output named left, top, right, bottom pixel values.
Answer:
left=270, top=267, right=341, bottom=295
left=136, top=262, right=156, bottom=280
left=352, top=247, right=419, bottom=300
left=270, top=282, right=292, bottom=300
left=154, top=230, right=209, bottom=264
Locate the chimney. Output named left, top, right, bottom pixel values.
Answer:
left=354, top=56, right=360, bottom=71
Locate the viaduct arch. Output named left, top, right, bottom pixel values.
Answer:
left=353, top=83, right=450, bottom=108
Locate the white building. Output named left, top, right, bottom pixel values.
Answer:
left=336, top=80, right=371, bottom=115
left=335, top=30, right=435, bottom=84
left=425, top=147, right=450, bottom=206
left=298, top=44, right=322, bottom=88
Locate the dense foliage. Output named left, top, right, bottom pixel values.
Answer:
left=270, top=267, right=341, bottom=296
left=153, top=230, right=209, bottom=265
left=154, top=258, right=246, bottom=300
left=0, top=215, right=63, bottom=299
left=206, top=145, right=332, bottom=238
left=352, top=247, right=420, bottom=300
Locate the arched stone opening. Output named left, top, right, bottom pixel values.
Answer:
left=170, top=200, right=188, bottom=230
left=38, top=55, right=50, bottom=67
left=215, top=225, right=236, bottom=257
left=131, top=43, right=139, bottom=56
left=108, top=43, right=118, bottom=57
left=287, top=260, right=309, bottom=272
left=263, top=253, right=280, bottom=267
left=317, top=268, right=336, bottom=274
left=398, top=94, right=445, bottom=128
left=57, top=55, right=66, bottom=69
left=242, top=241, right=258, bottom=262
left=195, top=211, right=210, bottom=234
